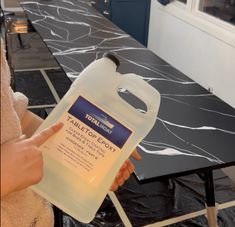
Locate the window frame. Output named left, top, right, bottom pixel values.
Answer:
left=155, top=0, right=235, bottom=47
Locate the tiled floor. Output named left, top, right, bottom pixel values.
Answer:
left=12, top=33, right=58, bottom=70
left=14, top=68, right=72, bottom=106
left=9, top=33, right=235, bottom=227
left=15, top=70, right=57, bottom=105
left=10, top=33, right=71, bottom=116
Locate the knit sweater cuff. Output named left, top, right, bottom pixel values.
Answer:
left=13, top=92, right=29, bottom=120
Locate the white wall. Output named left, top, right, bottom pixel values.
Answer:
left=148, top=0, right=235, bottom=108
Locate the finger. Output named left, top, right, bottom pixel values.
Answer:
left=126, top=160, right=135, bottom=174
left=114, top=170, right=124, bottom=185
left=131, top=149, right=141, bottom=161
left=116, top=175, right=125, bottom=186
left=119, top=162, right=131, bottom=180
left=29, top=122, right=63, bottom=146
left=120, top=161, right=128, bottom=171
left=110, top=182, right=118, bottom=191
left=122, top=169, right=130, bottom=180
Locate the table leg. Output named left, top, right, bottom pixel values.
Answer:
left=4, top=17, right=16, bottom=89
left=204, top=170, right=218, bottom=227
left=6, top=32, right=16, bottom=89
left=53, top=205, right=63, bottom=227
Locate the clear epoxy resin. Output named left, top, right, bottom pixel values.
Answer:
left=32, top=53, right=161, bottom=223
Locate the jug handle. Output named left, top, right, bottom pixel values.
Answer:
left=116, top=73, right=160, bottom=119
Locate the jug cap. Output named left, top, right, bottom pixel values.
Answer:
left=103, top=52, right=120, bottom=68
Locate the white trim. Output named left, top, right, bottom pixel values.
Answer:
left=185, top=0, right=194, bottom=11
left=108, top=192, right=132, bottom=227
left=28, top=104, right=57, bottom=109
left=145, top=200, right=235, bottom=227
left=0, top=0, right=23, bottom=12
left=155, top=0, right=235, bottom=47
left=2, top=7, right=24, bottom=12
left=173, top=0, right=187, bottom=10
left=40, top=69, right=61, bottom=104
left=14, top=67, right=60, bottom=72
left=193, top=0, right=235, bottom=32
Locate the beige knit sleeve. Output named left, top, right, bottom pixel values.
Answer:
left=12, top=91, right=29, bottom=120
left=1, top=38, right=29, bottom=120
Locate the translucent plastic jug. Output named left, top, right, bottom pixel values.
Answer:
left=32, top=53, right=161, bottom=223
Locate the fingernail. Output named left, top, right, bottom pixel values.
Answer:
left=52, top=122, right=64, bottom=129
left=137, top=155, right=142, bottom=160
left=134, top=151, right=142, bottom=160
left=120, top=162, right=127, bottom=170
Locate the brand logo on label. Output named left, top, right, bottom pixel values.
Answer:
left=85, top=113, right=114, bottom=134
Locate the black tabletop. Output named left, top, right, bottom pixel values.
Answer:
left=21, top=0, right=235, bottom=182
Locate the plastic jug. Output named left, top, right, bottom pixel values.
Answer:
left=32, top=53, right=161, bottom=223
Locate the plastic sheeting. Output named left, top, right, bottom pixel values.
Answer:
left=60, top=170, right=235, bottom=227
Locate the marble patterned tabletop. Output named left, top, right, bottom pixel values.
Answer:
left=21, top=0, right=235, bottom=182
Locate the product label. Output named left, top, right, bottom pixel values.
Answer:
left=40, top=96, right=132, bottom=187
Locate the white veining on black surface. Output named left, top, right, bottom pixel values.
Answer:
left=158, top=117, right=235, bottom=135
left=138, top=143, right=223, bottom=164
left=21, top=0, right=235, bottom=179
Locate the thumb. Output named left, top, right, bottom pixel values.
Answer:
left=28, top=122, right=63, bottom=147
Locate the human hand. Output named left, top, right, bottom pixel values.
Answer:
left=1, top=122, right=63, bottom=198
left=110, top=149, right=141, bottom=191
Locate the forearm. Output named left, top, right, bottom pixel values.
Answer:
left=20, top=110, right=44, bottom=138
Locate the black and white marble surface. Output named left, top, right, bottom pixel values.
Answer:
left=21, top=0, right=235, bottom=182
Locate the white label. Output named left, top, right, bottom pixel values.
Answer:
left=40, top=96, right=132, bottom=187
